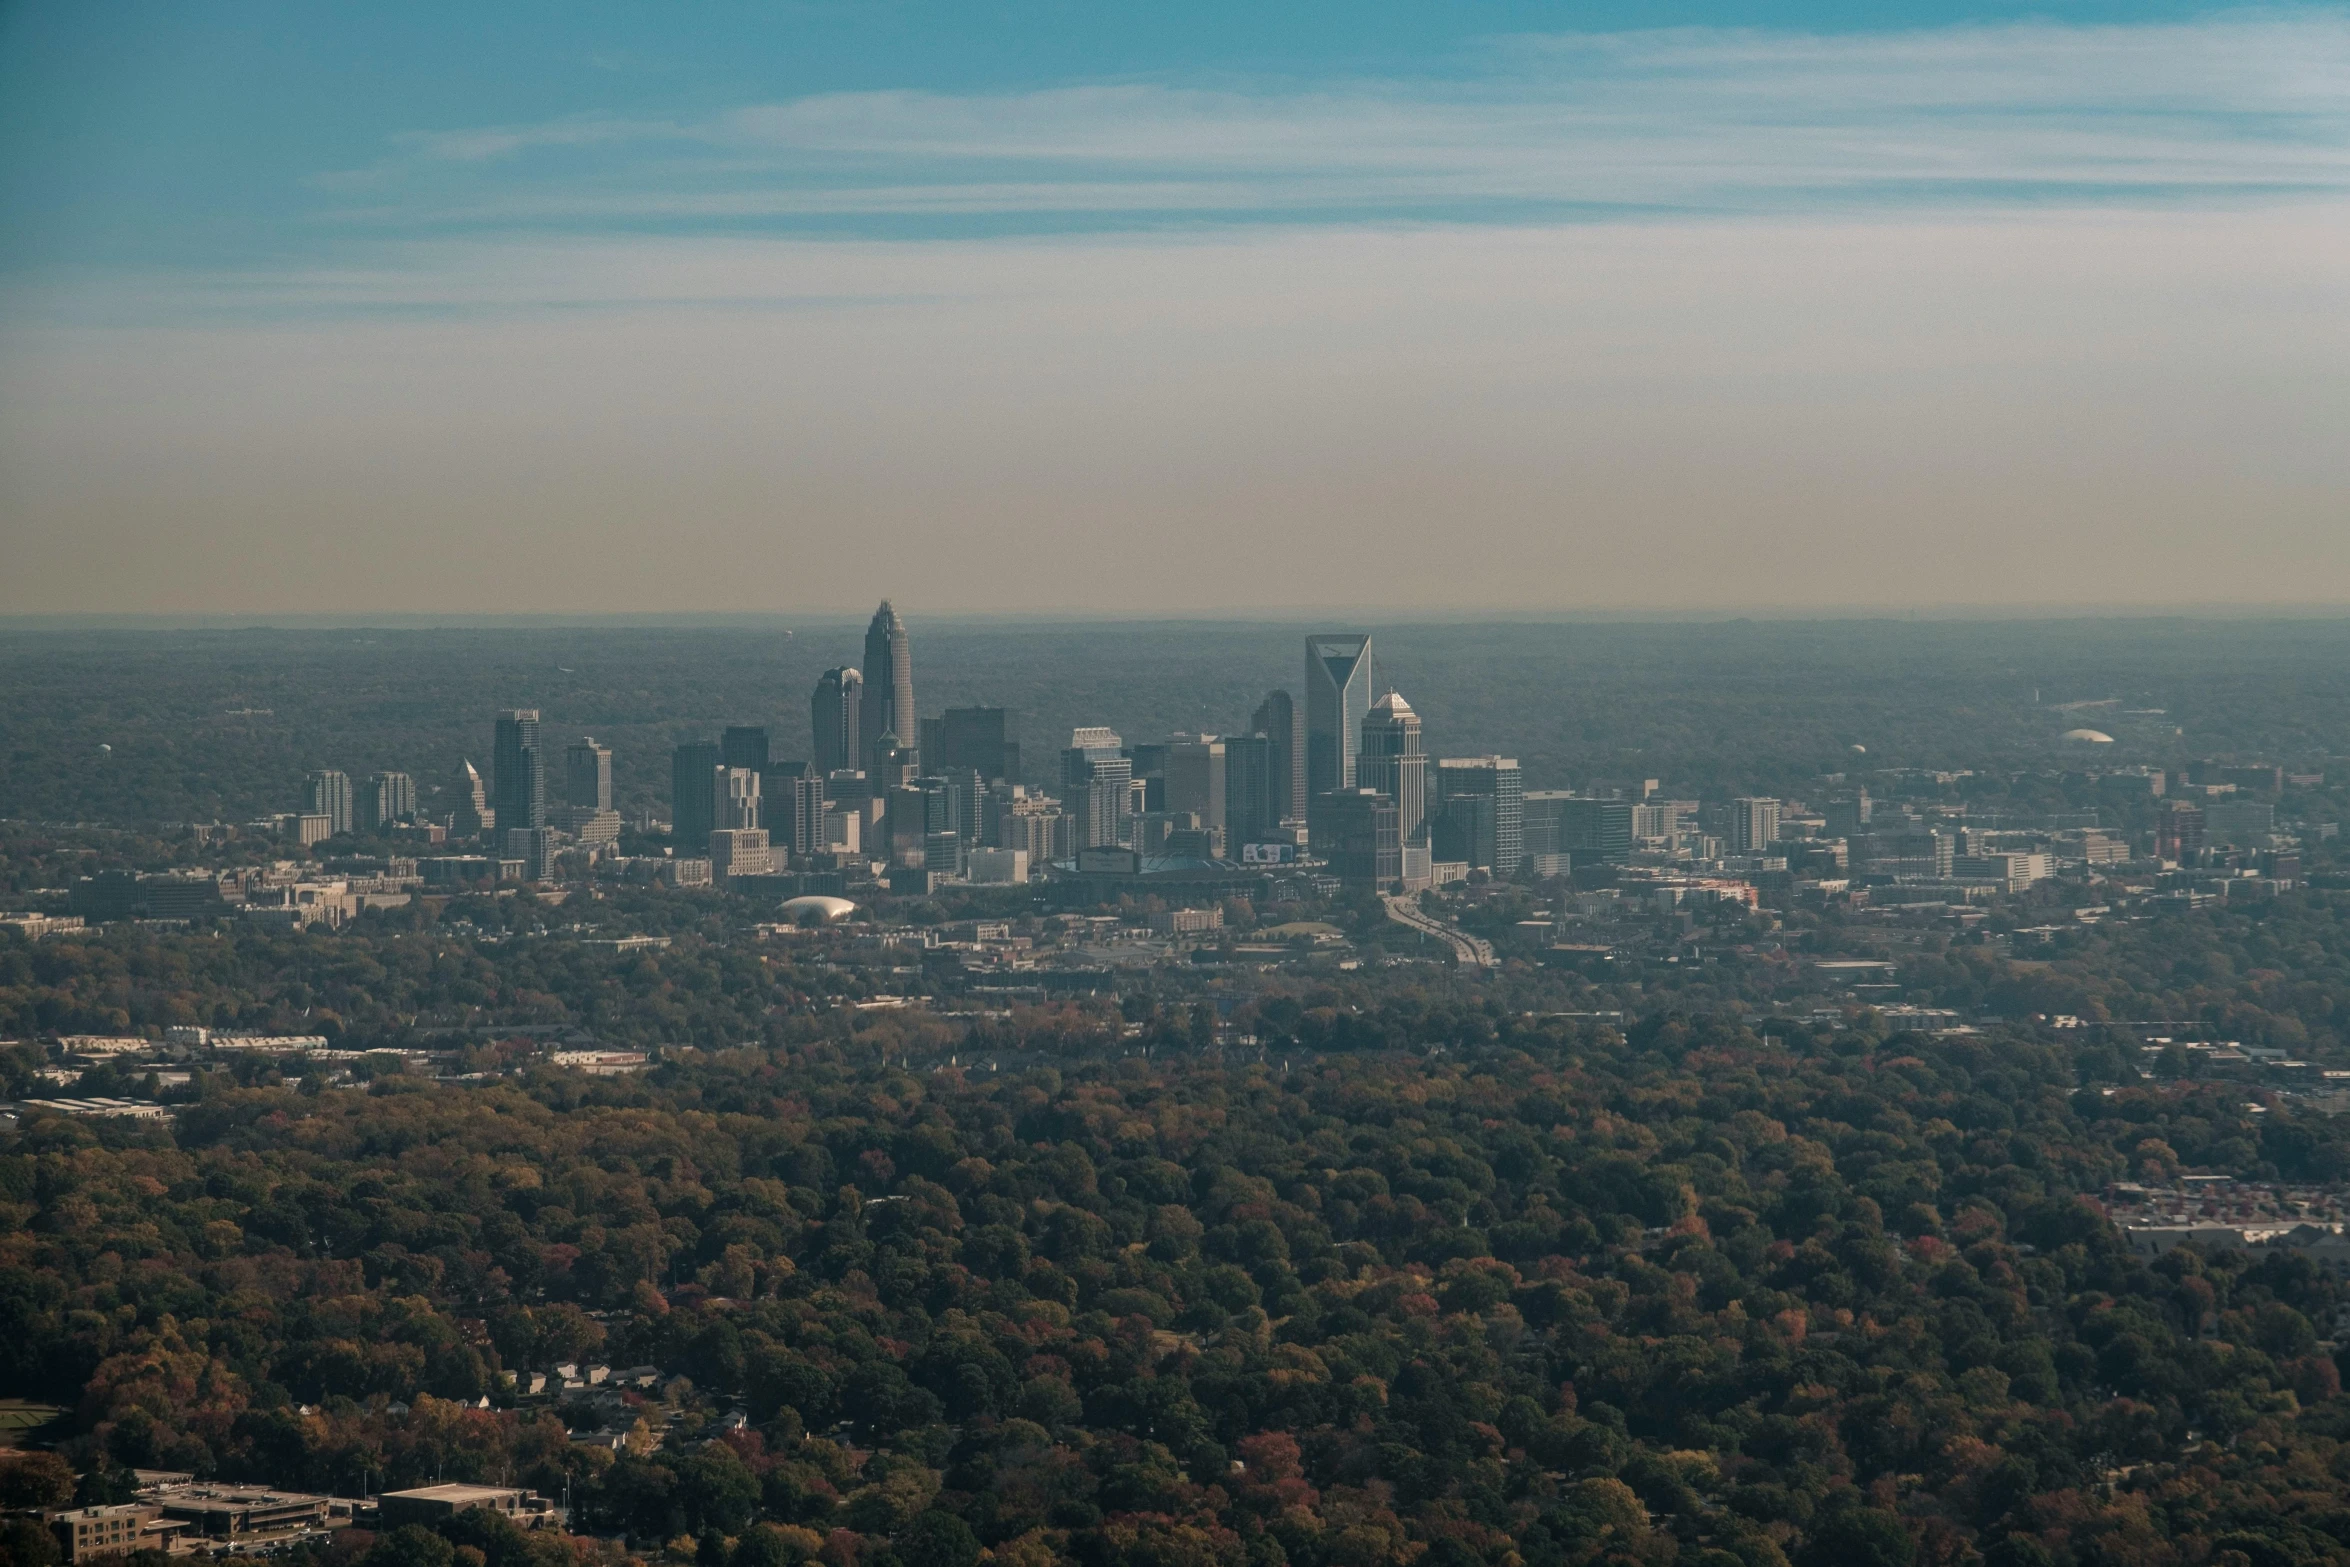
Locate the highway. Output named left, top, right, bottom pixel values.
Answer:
left=1382, top=894, right=1497, bottom=968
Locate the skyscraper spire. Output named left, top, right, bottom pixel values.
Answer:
left=861, top=600, right=916, bottom=776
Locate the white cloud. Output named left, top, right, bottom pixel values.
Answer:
left=313, top=14, right=2350, bottom=229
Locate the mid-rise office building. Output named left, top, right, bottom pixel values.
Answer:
left=361, top=772, right=415, bottom=832
left=302, top=770, right=354, bottom=838
left=1557, top=797, right=1636, bottom=865
left=670, top=740, right=722, bottom=851
left=1318, top=787, right=1402, bottom=892
left=860, top=601, right=917, bottom=776
left=2205, top=800, right=2276, bottom=846
left=1434, top=756, right=1524, bottom=875
left=1304, top=635, right=1374, bottom=835
left=762, top=761, right=824, bottom=857
left=1728, top=797, right=1782, bottom=854
left=492, top=710, right=545, bottom=835
left=812, top=667, right=863, bottom=777
left=1250, top=689, right=1303, bottom=825
left=502, top=827, right=558, bottom=883
left=708, top=828, right=773, bottom=882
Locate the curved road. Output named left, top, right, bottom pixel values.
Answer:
left=1383, top=894, right=1497, bottom=968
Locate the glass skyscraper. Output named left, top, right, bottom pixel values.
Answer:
left=492, top=709, right=545, bottom=834
left=1304, top=634, right=1373, bottom=837
left=812, top=666, right=862, bottom=778
left=860, top=601, right=916, bottom=776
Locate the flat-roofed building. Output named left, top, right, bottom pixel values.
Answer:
left=49, top=1503, right=176, bottom=1563
left=379, top=1484, right=556, bottom=1531
left=153, top=1483, right=332, bottom=1545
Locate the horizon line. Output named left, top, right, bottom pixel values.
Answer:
left=8, top=602, right=2350, bottom=633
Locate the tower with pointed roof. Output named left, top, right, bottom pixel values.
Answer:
left=1304, top=632, right=1373, bottom=839
left=861, top=601, right=916, bottom=778
left=1359, top=688, right=1426, bottom=848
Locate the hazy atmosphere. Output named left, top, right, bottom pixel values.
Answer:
left=3, top=2, right=2347, bottom=615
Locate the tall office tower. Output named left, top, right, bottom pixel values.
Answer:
left=361, top=772, right=416, bottom=832
left=1318, top=788, right=1402, bottom=891
left=565, top=740, right=614, bottom=811
left=1164, top=736, right=1228, bottom=851
left=860, top=601, right=916, bottom=776
left=722, top=726, right=771, bottom=774
left=1435, top=756, right=1525, bottom=875
left=452, top=759, right=494, bottom=840
left=303, top=770, right=355, bottom=837
left=1304, top=634, right=1374, bottom=837
left=555, top=739, right=621, bottom=848
left=939, top=706, right=1014, bottom=782
left=915, top=777, right=966, bottom=877
left=1729, top=797, right=1782, bottom=854
left=812, top=667, right=863, bottom=777
left=1224, top=734, right=1278, bottom=850
left=671, top=740, right=722, bottom=851
left=1358, top=692, right=1426, bottom=846
left=493, top=710, right=545, bottom=836
left=1251, top=690, right=1303, bottom=825
left=940, top=768, right=986, bottom=847
left=1062, top=727, right=1134, bottom=849
left=765, top=767, right=825, bottom=857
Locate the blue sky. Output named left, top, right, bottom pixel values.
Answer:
left=0, top=2, right=2346, bottom=614
left=5, top=0, right=2339, bottom=270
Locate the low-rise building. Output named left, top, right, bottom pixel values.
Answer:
left=48, top=1503, right=177, bottom=1563
left=153, top=1482, right=333, bottom=1547
left=378, top=1484, right=556, bottom=1530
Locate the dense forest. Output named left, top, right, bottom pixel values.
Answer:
left=10, top=1016, right=2350, bottom=1567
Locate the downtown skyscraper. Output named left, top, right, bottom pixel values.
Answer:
left=492, top=710, right=545, bottom=834
left=1304, top=633, right=1373, bottom=838
left=1249, top=689, right=1303, bottom=826
left=812, top=666, right=862, bottom=777
left=860, top=601, right=916, bottom=775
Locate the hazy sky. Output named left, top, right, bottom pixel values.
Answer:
left=1, top=1, right=2346, bottom=616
